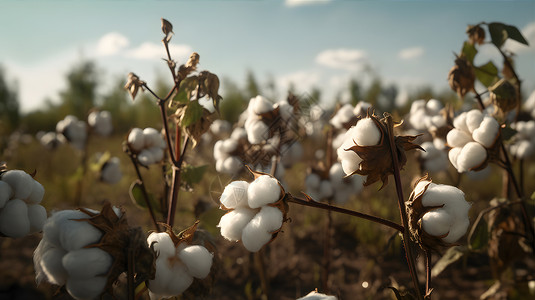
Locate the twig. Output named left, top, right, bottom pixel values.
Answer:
left=425, top=250, right=432, bottom=297
left=166, top=136, right=190, bottom=227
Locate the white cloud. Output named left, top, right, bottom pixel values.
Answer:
left=398, top=46, right=424, bottom=60
left=315, top=48, right=369, bottom=71
left=276, top=70, right=321, bottom=94
left=96, top=32, right=129, bottom=56
left=285, top=0, right=332, bottom=7
left=504, top=21, right=535, bottom=54
left=126, top=42, right=193, bottom=61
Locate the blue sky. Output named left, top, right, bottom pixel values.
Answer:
left=1, top=0, right=534, bottom=112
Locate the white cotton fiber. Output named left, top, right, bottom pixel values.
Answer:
left=446, top=129, right=472, bottom=148
left=247, top=120, right=269, bottom=145
left=128, top=128, right=145, bottom=152
left=27, top=180, right=45, bottom=204
left=277, top=101, right=294, bottom=120
left=213, top=140, right=227, bottom=161
left=148, top=256, right=173, bottom=297
left=421, top=209, right=452, bottom=237
left=150, top=147, right=164, bottom=163
left=457, top=142, right=487, bottom=172
left=137, top=149, right=155, bottom=166
left=453, top=112, right=469, bottom=134
left=328, top=163, right=345, bottom=187
left=223, top=156, right=243, bottom=173
left=28, top=204, right=47, bottom=233
left=426, top=99, right=443, bottom=114
left=353, top=118, right=381, bottom=146
left=337, top=138, right=363, bottom=175
left=297, top=290, right=338, bottom=300
left=0, top=199, right=30, bottom=238
left=166, top=263, right=194, bottom=296
left=143, top=128, right=161, bottom=148
left=465, top=110, right=484, bottom=133
left=1, top=170, right=34, bottom=200
left=319, top=180, right=334, bottom=199
left=448, top=147, right=462, bottom=171
left=66, top=275, right=107, bottom=300
left=147, top=232, right=176, bottom=258
left=472, top=116, right=499, bottom=148
left=241, top=220, right=273, bottom=252
left=305, top=173, right=321, bottom=191
left=40, top=247, right=68, bottom=285
left=43, top=210, right=89, bottom=247
left=255, top=206, right=283, bottom=232
left=247, top=175, right=281, bottom=208
left=179, top=245, right=213, bottom=278
left=218, top=207, right=256, bottom=241
left=443, top=217, right=470, bottom=243
left=220, top=181, right=249, bottom=209
left=62, top=248, right=112, bottom=279
left=59, top=217, right=103, bottom=251
left=0, top=180, right=12, bottom=208
left=222, top=139, right=238, bottom=153
left=231, top=127, right=248, bottom=141
left=252, top=95, right=273, bottom=115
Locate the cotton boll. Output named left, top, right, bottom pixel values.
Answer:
left=137, top=149, right=155, bottom=166
left=247, top=175, right=281, bottom=208
left=421, top=209, right=452, bottom=237
left=179, top=245, right=213, bottom=278
left=231, top=127, right=248, bottom=141
left=514, top=140, right=535, bottom=159
left=328, top=163, right=345, bottom=187
left=337, top=136, right=363, bottom=175
left=465, top=110, right=484, bottom=133
left=166, top=263, right=194, bottom=296
left=143, top=128, right=161, bottom=148
left=421, top=183, right=463, bottom=207
left=426, top=99, right=443, bottom=114
left=28, top=204, right=47, bottom=232
left=0, top=180, right=12, bottom=208
left=26, top=179, right=45, bottom=204
left=446, top=129, right=472, bottom=148
left=443, top=217, right=470, bottom=243
left=128, top=128, right=145, bottom=152
left=1, top=170, right=34, bottom=200
left=210, top=119, right=232, bottom=136
left=43, top=210, right=92, bottom=247
left=222, top=139, right=238, bottom=153
left=0, top=199, right=30, bottom=237
left=213, top=140, right=227, bottom=161
left=147, top=232, right=176, bottom=258
left=148, top=257, right=173, bottom=298
left=252, top=95, right=273, bottom=115
left=472, top=116, right=499, bottom=148
left=353, top=118, right=381, bottom=146
left=255, top=206, right=283, bottom=232
left=40, top=247, right=68, bottom=285
left=62, top=248, right=112, bottom=279
left=277, top=101, right=294, bottom=120
left=298, top=290, right=338, bottom=300
left=215, top=159, right=225, bottom=173
left=247, top=120, right=269, bottom=144
left=430, top=115, right=446, bottom=128
left=241, top=220, right=273, bottom=252
left=149, top=147, right=164, bottom=163
left=220, top=181, right=249, bottom=209
left=101, top=158, right=122, bottom=184
left=66, top=276, right=107, bottom=300
left=218, top=207, right=256, bottom=241
left=59, top=218, right=103, bottom=251
left=332, top=132, right=346, bottom=151
left=457, top=142, right=487, bottom=172
left=410, top=100, right=426, bottom=115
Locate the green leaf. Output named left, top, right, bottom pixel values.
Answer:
left=199, top=207, right=226, bottom=236
left=89, top=151, right=111, bottom=172
left=171, top=76, right=199, bottom=106
left=468, top=217, right=489, bottom=251
left=500, top=125, right=517, bottom=142
left=474, top=61, right=499, bottom=87
left=129, top=180, right=159, bottom=211
left=431, top=246, right=466, bottom=278
left=461, top=41, right=477, bottom=64
left=504, top=24, right=529, bottom=46
left=488, top=22, right=508, bottom=48
left=181, top=164, right=208, bottom=187
left=181, top=100, right=204, bottom=127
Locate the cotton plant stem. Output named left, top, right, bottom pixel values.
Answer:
left=385, top=116, right=423, bottom=300
left=425, top=250, right=432, bottom=297
left=254, top=249, right=270, bottom=298
left=322, top=204, right=333, bottom=294
left=166, top=136, right=190, bottom=227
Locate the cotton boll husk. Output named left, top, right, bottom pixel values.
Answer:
left=147, top=232, right=176, bottom=258
left=247, top=175, right=281, bottom=209
left=62, top=248, right=112, bottom=279
left=421, top=209, right=453, bottom=237
left=1, top=170, right=34, bottom=200
left=241, top=220, right=273, bottom=252
left=457, top=142, right=487, bottom=172
left=453, top=112, right=469, bottom=134
left=319, top=180, right=334, bottom=199
left=178, top=245, right=213, bottom=278
left=0, top=199, right=30, bottom=238
left=443, top=217, right=470, bottom=243
left=220, top=181, right=249, bottom=209
left=128, top=128, right=145, bottom=152
left=353, top=118, right=381, bottom=146
left=448, top=147, right=462, bottom=171
left=247, top=120, right=269, bottom=144
left=59, top=218, right=103, bottom=251
left=28, top=204, right=47, bottom=232
left=218, top=207, right=256, bottom=241
left=66, top=276, right=107, bottom=300
left=446, top=129, right=472, bottom=148
left=0, top=180, right=12, bottom=208
left=255, top=206, right=283, bottom=232
left=40, top=246, right=68, bottom=285
left=137, top=149, right=155, bottom=166
left=465, top=110, right=484, bottom=133
left=472, top=116, right=499, bottom=148
left=337, top=138, right=363, bottom=175
left=43, top=210, right=92, bottom=247
left=252, top=95, right=273, bottom=115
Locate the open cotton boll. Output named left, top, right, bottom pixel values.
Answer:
left=410, top=99, right=426, bottom=115
left=247, top=175, right=281, bottom=209
left=59, top=217, right=103, bottom=251
left=337, top=138, right=363, bottom=175
left=149, top=147, right=164, bottom=163
left=409, top=111, right=427, bottom=131
left=148, top=258, right=173, bottom=298
left=222, top=139, right=238, bottom=153
left=448, top=147, right=462, bottom=171
left=210, top=119, right=232, bottom=136
left=353, top=118, right=381, bottom=146
left=421, top=209, right=453, bottom=237
left=277, top=101, right=294, bottom=120
left=255, top=206, right=283, bottom=232
left=165, top=263, right=194, bottom=297
left=178, top=245, right=213, bottom=278
left=43, top=210, right=93, bottom=247
left=251, top=95, right=273, bottom=115
left=472, top=116, right=499, bottom=148
left=457, top=142, right=487, bottom=172
left=62, top=248, right=112, bottom=279
left=1, top=170, right=34, bottom=200
left=127, top=128, right=145, bottom=152
left=0, top=199, right=30, bottom=237
left=143, top=128, right=161, bottom=147
left=231, top=127, right=248, bottom=141
left=26, top=179, right=45, bottom=204
left=213, top=140, right=227, bottom=161
left=218, top=207, right=256, bottom=241
left=147, top=232, right=176, bottom=258
left=101, top=158, right=122, bottom=184
left=465, top=110, right=484, bottom=133
left=453, top=112, right=469, bottom=134
left=66, top=275, right=107, bottom=300
left=137, top=149, right=155, bottom=166
left=443, top=217, right=470, bottom=243
left=40, top=247, right=68, bottom=285
left=446, top=129, right=472, bottom=148
left=241, top=219, right=274, bottom=252
left=328, top=163, right=345, bottom=187
left=421, top=183, right=464, bottom=207
left=247, top=120, right=269, bottom=144
left=220, top=181, right=249, bottom=209
left=28, top=204, right=47, bottom=232
left=426, top=99, right=443, bottom=114
left=0, top=181, right=12, bottom=208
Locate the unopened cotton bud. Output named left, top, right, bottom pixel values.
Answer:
left=1, top=170, right=34, bottom=200
left=27, top=204, right=47, bottom=232
left=218, top=207, right=256, bottom=241
left=247, top=175, right=281, bottom=208
left=66, top=276, right=107, bottom=300
left=62, top=248, right=113, bottom=279
left=220, top=181, right=249, bottom=209
left=128, top=128, right=145, bottom=152
left=40, top=247, right=68, bottom=285
left=178, top=245, right=213, bottom=278
left=0, top=199, right=30, bottom=238
left=147, top=232, right=176, bottom=258
left=0, top=181, right=12, bottom=208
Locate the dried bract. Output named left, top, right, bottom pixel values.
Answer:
left=161, top=18, right=174, bottom=42
left=124, top=72, right=145, bottom=101
left=466, top=24, right=485, bottom=45
left=448, top=57, right=475, bottom=99
left=489, top=78, right=518, bottom=116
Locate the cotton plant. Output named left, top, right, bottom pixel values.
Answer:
left=509, top=120, right=535, bottom=159
left=408, top=99, right=447, bottom=133
left=56, top=115, right=87, bottom=150
left=0, top=169, right=47, bottom=238
left=214, top=134, right=245, bottom=175
left=418, top=141, right=449, bottom=173
left=218, top=172, right=287, bottom=252
left=88, top=110, right=113, bottom=137
left=305, top=163, right=364, bottom=205
left=446, top=109, right=500, bottom=173
left=127, top=127, right=166, bottom=167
